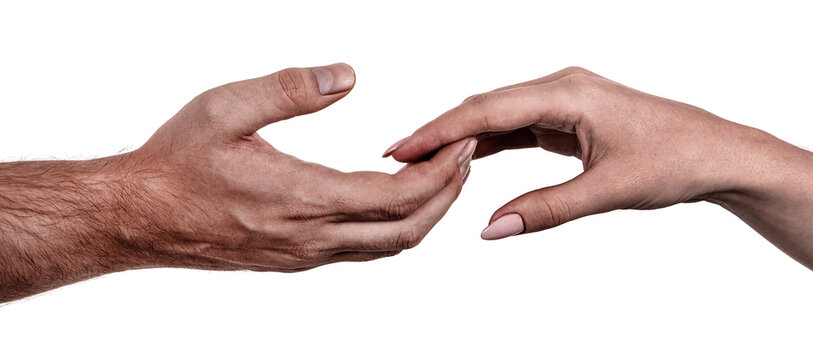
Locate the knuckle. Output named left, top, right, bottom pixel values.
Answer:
left=399, top=163, right=434, bottom=181
left=463, top=92, right=492, bottom=108
left=290, top=244, right=321, bottom=263
left=193, top=87, right=232, bottom=120
left=461, top=93, right=494, bottom=132
left=273, top=68, right=313, bottom=113
left=394, top=226, right=420, bottom=250
left=384, top=250, right=403, bottom=258
left=535, top=196, right=571, bottom=230
left=382, top=193, right=420, bottom=220
left=552, top=73, right=607, bottom=104
left=559, top=66, right=593, bottom=76
left=557, top=72, right=598, bottom=88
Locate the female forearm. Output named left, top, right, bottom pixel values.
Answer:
left=707, top=128, right=813, bottom=268
left=385, top=66, right=813, bottom=270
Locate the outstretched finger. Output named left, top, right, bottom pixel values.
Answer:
left=328, top=162, right=470, bottom=252
left=387, top=77, right=593, bottom=163
left=332, top=138, right=476, bottom=222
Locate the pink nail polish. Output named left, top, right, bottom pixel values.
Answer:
left=481, top=213, right=524, bottom=240
left=382, top=137, right=409, bottom=158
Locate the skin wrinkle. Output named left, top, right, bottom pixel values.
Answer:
left=1, top=64, right=471, bottom=302
left=7, top=63, right=810, bottom=302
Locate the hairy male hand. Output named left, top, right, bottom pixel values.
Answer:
left=0, top=63, right=474, bottom=301
left=95, top=63, right=473, bottom=273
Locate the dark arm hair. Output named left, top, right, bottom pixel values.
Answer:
left=0, top=157, right=146, bottom=302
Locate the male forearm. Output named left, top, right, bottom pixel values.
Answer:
left=0, top=157, right=143, bottom=302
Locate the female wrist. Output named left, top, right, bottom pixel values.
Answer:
left=702, top=123, right=813, bottom=209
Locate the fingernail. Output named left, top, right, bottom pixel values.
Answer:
left=382, top=137, right=409, bottom=158
left=481, top=213, right=524, bottom=240
left=311, top=63, right=355, bottom=95
left=459, top=156, right=471, bottom=179
left=457, top=139, right=477, bottom=176
left=462, top=163, right=471, bottom=183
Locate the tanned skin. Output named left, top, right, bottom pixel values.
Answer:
left=3, top=65, right=811, bottom=302
left=0, top=63, right=475, bottom=302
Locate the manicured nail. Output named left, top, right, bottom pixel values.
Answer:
left=481, top=213, right=524, bottom=240
left=457, top=139, right=477, bottom=177
left=462, top=163, right=471, bottom=183
left=382, top=137, right=409, bottom=158
left=311, top=63, right=355, bottom=95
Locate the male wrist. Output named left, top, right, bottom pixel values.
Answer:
left=0, top=156, right=152, bottom=299
left=87, top=152, right=170, bottom=269
left=54, top=156, right=151, bottom=271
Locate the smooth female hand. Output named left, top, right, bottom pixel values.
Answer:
left=385, top=67, right=813, bottom=268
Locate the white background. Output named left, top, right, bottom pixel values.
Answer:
left=1, top=1, right=812, bottom=359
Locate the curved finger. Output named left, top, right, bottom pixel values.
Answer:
left=388, top=75, right=595, bottom=163
left=327, top=165, right=468, bottom=252
left=331, top=138, right=475, bottom=221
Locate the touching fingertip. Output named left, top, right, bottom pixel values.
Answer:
left=457, top=138, right=477, bottom=167
left=382, top=136, right=410, bottom=158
